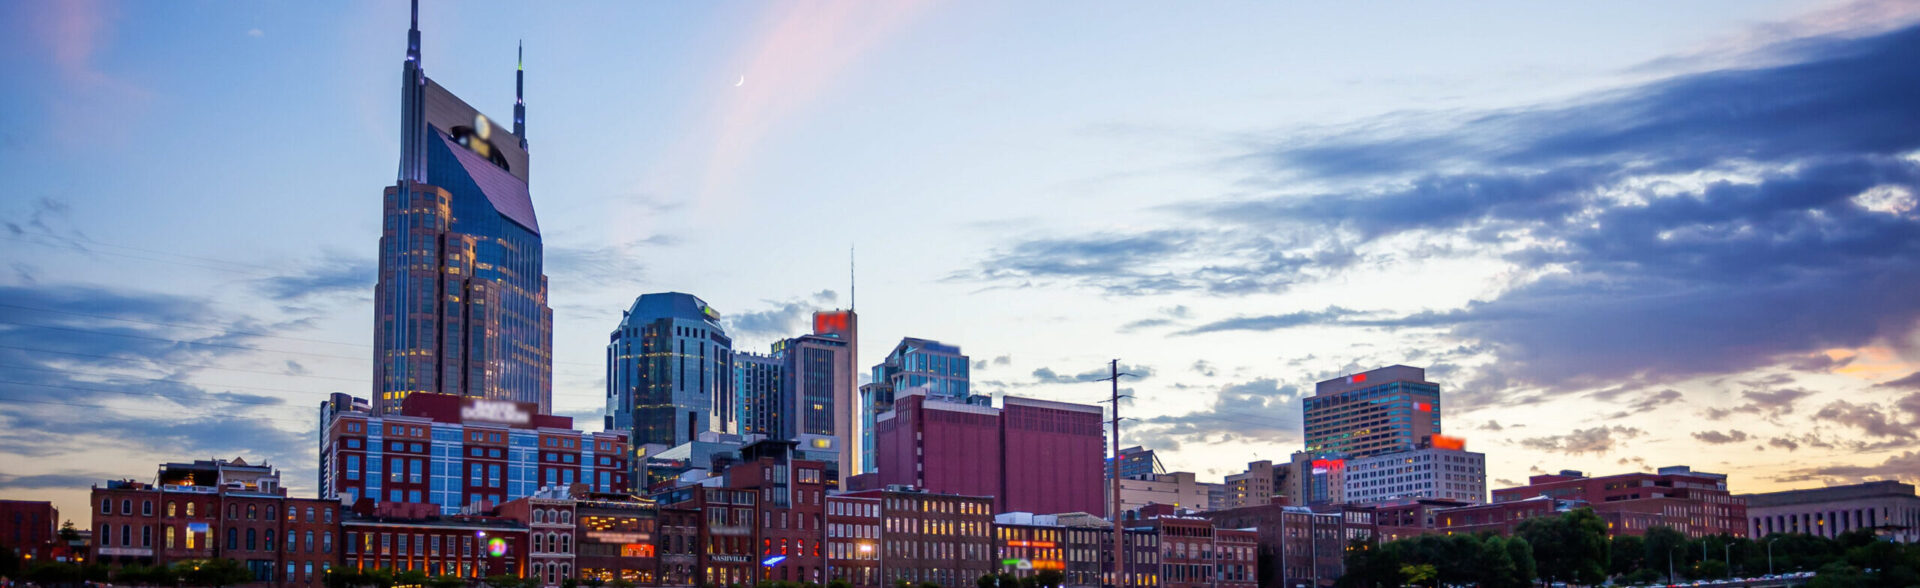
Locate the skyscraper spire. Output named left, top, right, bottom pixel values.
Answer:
left=398, top=0, right=426, bottom=183
left=514, top=40, right=527, bottom=148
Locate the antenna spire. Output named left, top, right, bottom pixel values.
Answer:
left=514, top=40, right=527, bottom=148
left=850, top=245, right=856, bottom=310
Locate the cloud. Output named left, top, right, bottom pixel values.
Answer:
left=1518, top=426, right=1643, bottom=456
left=1607, top=388, right=1683, bottom=418
left=1179, top=307, right=1363, bottom=335
left=254, top=254, right=375, bottom=301
left=1877, top=371, right=1920, bottom=389
left=1691, top=429, right=1750, bottom=445
left=1769, top=437, right=1801, bottom=451
left=1135, top=378, right=1303, bottom=447
left=721, top=290, right=841, bottom=349
left=1812, top=400, right=1917, bottom=439
left=246, top=28, right=264, bottom=38
left=0, top=471, right=118, bottom=491
left=1777, top=450, right=1920, bottom=484
left=1030, top=362, right=1155, bottom=384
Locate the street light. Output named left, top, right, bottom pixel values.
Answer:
left=1766, top=538, right=1777, bottom=576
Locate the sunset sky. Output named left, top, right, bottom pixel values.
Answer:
left=4, top=0, right=1920, bottom=520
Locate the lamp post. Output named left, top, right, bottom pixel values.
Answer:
left=1767, top=538, right=1777, bottom=576
left=1724, top=543, right=1732, bottom=578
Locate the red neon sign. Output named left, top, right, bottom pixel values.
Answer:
left=813, top=311, right=852, bottom=337
left=1431, top=435, right=1465, bottom=451
left=1348, top=374, right=1367, bottom=384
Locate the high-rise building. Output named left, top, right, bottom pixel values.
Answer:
left=862, top=338, right=978, bottom=473
left=811, top=310, right=860, bottom=475
left=373, top=1, right=552, bottom=415
left=606, top=293, right=735, bottom=448
left=1303, top=365, right=1442, bottom=458
left=732, top=351, right=784, bottom=438
left=771, top=335, right=850, bottom=442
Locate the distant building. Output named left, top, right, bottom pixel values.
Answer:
left=1220, top=460, right=1289, bottom=510
left=340, top=504, right=528, bottom=579
left=863, top=337, right=980, bottom=473
left=1106, top=446, right=1159, bottom=480
left=1343, top=446, right=1486, bottom=505
left=319, top=392, right=629, bottom=513
left=732, top=351, right=784, bottom=439
left=1114, top=472, right=1212, bottom=514
left=1304, top=365, right=1442, bottom=458
left=1740, top=480, right=1920, bottom=543
left=1491, top=466, right=1746, bottom=537
left=825, top=493, right=881, bottom=588
left=373, top=1, right=551, bottom=415
left=607, top=292, right=734, bottom=447
left=1127, top=516, right=1257, bottom=588
left=994, top=512, right=1110, bottom=587
left=810, top=310, right=861, bottom=476
left=875, top=391, right=1002, bottom=501
left=0, top=500, right=57, bottom=561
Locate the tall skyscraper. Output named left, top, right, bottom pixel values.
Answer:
left=812, top=310, right=860, bottom=477
left=372, top=1, right=552, bottom=415
left=861, top=337, right=978, bottom=473
left=771, top=334, right=851, bottom=441
left=606, top=293, right=735, bottom=448
left=1302, top=365, right=1442, bottom=458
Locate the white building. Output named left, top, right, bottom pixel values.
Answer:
left=1343, top=447, right=1486, bottom=505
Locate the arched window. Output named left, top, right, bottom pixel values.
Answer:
left=167, top=502, right=176, bottom=517
left=165, top=526, right=175, bottom=548
left=248, top=504, right=258, bottom=520
left=533, top=510, right=545, bottom=524
left=186, top=502, right=194, bottom=517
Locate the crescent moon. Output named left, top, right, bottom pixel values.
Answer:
left=735, top=76, right=745, bottom=87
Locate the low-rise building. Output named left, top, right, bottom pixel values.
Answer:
left=90, top=459, right=338, bottom=588
left=1740, top=480, right=1920, bottom=542
left=1203, top=503, right=1369, bottom=588
left=838, top=486, right=995, bottom=587
left=1343, top=446, right=1485, bottom=505
left=825, top=494, right=881, bottom=588
left=1491, top=466, right=1746, bottom=537
left=1113, top=472, right=1212, bottom=513
left=340, top=503, right=527, bottom=579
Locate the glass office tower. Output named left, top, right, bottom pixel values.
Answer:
left=373, top=1, right=553, bottom=415
left=860, top=337, right=976, bottom=473
left=606, top=293, right=735, bottom=448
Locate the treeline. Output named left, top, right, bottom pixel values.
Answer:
left=1339, top=507, right=1920, bottom=587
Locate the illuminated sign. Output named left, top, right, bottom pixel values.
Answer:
left=586, top=532, right=651, bottom=544
left=1311, top=459, right=1346, bottom=474
left=1006, top=540, right=1056, bottom=548
left=187, top=522, right=210, bottom=533
left=1431, top=435, right=1466, bottom=451
left=813, top=311, right=852, bottom=337
left=487, top=537, right=509, bottom=557
left=761, top=555, right=787, bottom=567
left=1347, top=373, right=1367, bottom=384
left=98, top=548, right=154, bottom=557
left=1414, top=402, right=1432, bottom=413
left=712, top=555, right=750, bottom=563
left=700, top=304, right=722, bottom=321
left=621, top=544, right=655, bottom=558
left=462, top=399, right=531, bottom=425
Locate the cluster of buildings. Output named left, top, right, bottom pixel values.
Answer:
left=8, top=4, right=1919, bottom=588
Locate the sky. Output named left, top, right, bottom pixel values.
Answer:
left=4, top=0, right=1920, bottom=522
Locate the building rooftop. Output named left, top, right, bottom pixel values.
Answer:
left=1740, top=480, right=1918, bottom=507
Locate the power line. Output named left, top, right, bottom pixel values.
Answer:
left=0, top=396, right=319, bottom=428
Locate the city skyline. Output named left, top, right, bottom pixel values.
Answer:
left=5, top=0, right=1920, bottom=525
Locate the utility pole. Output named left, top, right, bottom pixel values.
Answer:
left=1098, top=359, right=1136, bottom=588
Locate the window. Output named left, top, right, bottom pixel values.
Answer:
left=167, top=502, right=176, bottom=517
left=142, top=525, right=152, bottom=547
left=143, top=500, right=153, bottom=516
left=121, top=499, right=131, bottom=515
left=347, top=455, right=361, bottom=480
left=166, top=526, right=176, bottom=548
left=324, top=531, right=334, bottom=554
left=248, top=505, right=257, bottom=520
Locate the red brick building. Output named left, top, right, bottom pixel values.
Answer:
left=89, top=459, right=338, bottom=588
left=876, top=392, right=1108, bottom=516
left=837, top=487, right=995, bottom=587
left=999, top=397, right=1106, bottom=517
left=655, top=486, right=756, bottom=587
left=572, top=496, right=661, bottom=585
left=340, top=504, right=527, bottom=579
left=655, top=508, right=700, bottom=586
left=497, top=493, right=578, bottom=586
left=728, top=441, right=828, bottom=585
left=824, top=494, right=879, bottom=588
left=1489, top=466, right=1746, bottom=538
left=0, top=500, right=59, bottom=561
left=1202, top=504, right=1373, bottom=588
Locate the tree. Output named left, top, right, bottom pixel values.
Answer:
left=975, top=575, right=995, bottom=588
left=1809, top=561, right=1865, bottom=588
left=1399, top=563, right=1437, bottom=587
left=1030, top=571, right=1063, bottom=588
left=427, top=575, right=467, bottom=588
left=484, top=574, right=523, bottom=588
left=58, top=520, right=82, bottom=543
left=176, top=558, right=252, bottom=588
left=1476, top=536, right=1524, bottom=588
left=1336, top=539, right=1402, bottom=588
left=1642, top=525, right=1688, bottom=581
left=1505, top=535, right=1536, bottom=586
left=1608, top=533, right=1645, bottom=578
left=827, top=580, right=852, bottom=588
left=1515, top=507, right=1608, bottom=585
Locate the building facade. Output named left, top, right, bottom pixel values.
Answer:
left=374, top=2, right=551, bottom=415
left=319, top=392, right=629, bottom=514
left=0, top=500, right=58, bottom=561
left=1000, top=396, right=1107, bottom=516
left=1740, top=480, right=1920, bottom=542
left=1343, top=446, right=1486, bottom=505
left=1491, top=466, right=1746, bottom=538
left=1203, top=504, right=1371, bottom=588
left=607, top=292, right=735, bottom=448
left=1106, top=446, right=1159, bottom=481
left=810, top=310, right=860, bottom=476
left=496, top=494, right=578, bottom=587
left=875, top=392, right=1002, bottom=501
left=1114, top=472, right=1212, bottom=514
left=1303, top=366, right=1441, bottom=459
left=89, top=459, right=338, bottom=588
left=732, top=352, right=785, bottom=439
left=863, top=338, right=978, bottom=473
left=839, top=487, right=995, bottom=587
left=340, top=508, right=527, bottom=579
left=825, top=494, right=880, bottom=588
left=1220, top=461, right=1285, bottom=510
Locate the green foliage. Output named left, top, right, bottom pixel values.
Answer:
left=1809, top=561, right=1866, bottom=588
left=1505, top=535, right=1536, bottom=584
left=1398, top=563, right=1437, bottom=585
left=1608, top=533, right=1645, bottom=577
left=426, top=574, right=468, bottom=588
left=1030, top=570, right=1064, bottom=587
left=608, top=579, right=635, bottom=588
left=483, top=574, right=524, bottom=588
left=58, top=520, right=83, bottom=543
left=173, top=558, right=252, bottom=588
left=918, top=582, right=939, bottom=588
left=1515, top=507, right=1608, bottom=585
left=827, top=580, right=852, bottom=588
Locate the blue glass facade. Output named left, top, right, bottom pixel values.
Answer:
left=605, top=293, right=734, bottom=450
left=372, top=7, right=551, bottom=415
left=859, top=337, right=975, bottom=473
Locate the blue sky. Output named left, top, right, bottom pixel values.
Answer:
left=5, top=0, right=1920, bottom=519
